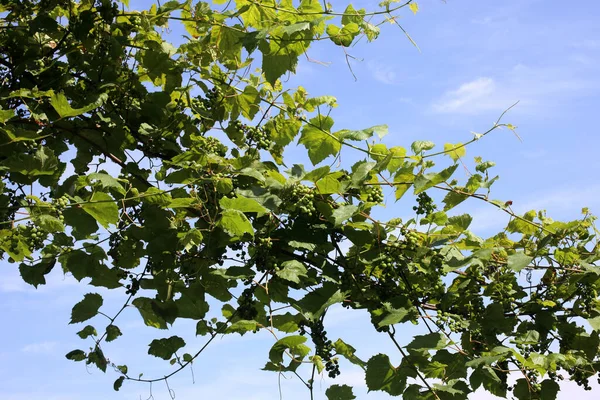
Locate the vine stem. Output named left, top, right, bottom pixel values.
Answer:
left=388, top=329, right=440, bottom=400
left=124, top=272, right=269, bottom=384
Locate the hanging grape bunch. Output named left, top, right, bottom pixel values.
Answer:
left=413, top=192, right=436, bottom=216
left=288, top=184, right=316, bottom=218
left=52, top=195, right=69, bottom=223
left=230, top=120, right=271, bottom=150
left=250, top=237, right=279, bottom=272
left=198, top=136, right=227, bottom=156
left=298, top=319, right=340, bottom=378
left=190, top=86, right=224, bottom=130
left=236, top=287, right=259, bottom=321
left=365, top=184, right=384, bottom=204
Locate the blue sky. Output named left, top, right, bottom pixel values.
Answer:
left=2, top=0, right=600, bottom=399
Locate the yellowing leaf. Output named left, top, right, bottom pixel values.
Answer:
left=409, top=2, right=419, bottom=14
left=444, top=143, right=466, bottom=162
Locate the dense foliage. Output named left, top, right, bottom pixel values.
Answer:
left=1, top=1, right=600, bottom=399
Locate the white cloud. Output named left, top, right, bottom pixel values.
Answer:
left=431, top=77, right=496, bottom=114
left=21, top=341, right=58, bottom=354
left=368, top=60, right=398, bottom=85
left=431, top=62, right=599, bottom=116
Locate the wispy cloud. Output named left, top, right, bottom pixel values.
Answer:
left=431, top=77, right=496, bottom=114
left=430, top=63, right=599, bottom=116
left=22, top=341, right=58, bottom=354
left=368, top=60, right=398, bottom=85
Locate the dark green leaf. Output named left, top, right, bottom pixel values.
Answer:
left=70, top=293, right=103, bottom=324
left=106, top=325, right=122, bottom=342
left=65, top=349, right=86, bottom=362
left=77, top=325, right=97, bottom=339
left=326, top=384, right=356, bottom=400
left=148, top=336, right=186, bottom=360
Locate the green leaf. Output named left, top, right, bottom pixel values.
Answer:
left=226, top=320, right=258, bottom=334
left=81, top=192, right=119, bottom=228
left=3, top=146, right=59, bottom=177
left=296, top=283, right=345, bottom=320
left=411, top=140, right=435, bottom=154
left=422, top=361, right=447, bottom=379
left=148, top=336, right=186, bottom=360
left=513, top=378, right=531, bottom=400
left=282, top=22, right=311, bottom=35
left=444, top=142, right=465, bottom=162
left=220, top=196, right=268, bottom=216
left=70, top=293, right=103, bottom=324
left=269, top=335, right=310, bottom=364
left=218, top=209, right=254, bottom=239
left=106, top=325, right=122, bottom=342
left=132, top=297, right=168, bottom=329
left=331, top=204, right=358, bottom=227
left=276, top=260, right=308, bottom=283
left=327, top=23, right=360, bottom=47
left=272, top=313, right=304, bottom=333
left=65, top=349, right=86, bottom=362
left=316, top=175, right=342, bottom=194
left=350, top=161, right=376, bottom=187
left=0, top=107, right=15, bottom=123
left=113, top=376, right=125, bottom=391
left=413, top=165, right=459, bottom=194
left=337, top=125, right=388, bottom=141
left=334, top=339, right=366, bottom=368
left=326, top=384, right=356, bottom=400
left=19, top=259, right=56, bottom=288
left=378, top=307, right=411, bottom=327
left=407, top=332, right=447, bottom=352
left=299, top=115, right=341, bottom=165
left=231, top=85, right=260, bottom=120
left=365, top=354, right=406, bottom=395
left=50, top=92, right=107, bottom=118
left=179, top=228, right=204, bottom=251
left=87, top=173, right=126, bottom=195
left=34, top=214, right=64, bottom=232
left=540, top=379, right=559, bottom=400
left=77, top=325, right=97, bottom=339
left=507, top=252, right=533, bottom=272
left=263, top=53, right=298, bottom=86
left=394, top=167, right=415, bottom=200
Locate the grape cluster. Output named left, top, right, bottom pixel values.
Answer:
left=236, top=287, right=259, bottom=321
left=289, top=184, right=316, bottom=217
left=24, top=225, right=46, bottom=250
left=429, top=250, right=445, bottom=272
left=199, top=136, right=227, bottom=156
left=365, top=185, right=384, bottom=203
left=230, top=120, right=271, bottom=150
left=405, top=230, right=419, bottom=247
left=108, top=231, right=124, bottom=265
left=190, top=87, right=223, bottom=128
left=413, top=192, right=435, bottom=216
left=22, top=141, right=38, bottom=152
left=575, top=282, right=597, bottom=317
left=124, top=274, right=140, bottom=295
left=251, top=237, right=278, bottom=272
left=436, top=311, right=467, bottom=333
left=53, top=195, right=69, bottom=222
left=298, top=319, right=339, bottom=378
